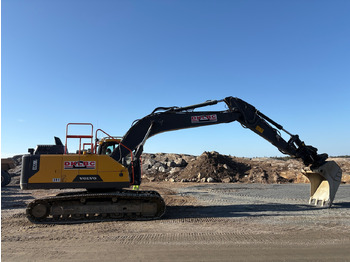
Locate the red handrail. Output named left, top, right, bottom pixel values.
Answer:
left=65, top=123, right=94, bottom=154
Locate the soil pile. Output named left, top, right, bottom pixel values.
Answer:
left=177, top=151, right=251, bottom=183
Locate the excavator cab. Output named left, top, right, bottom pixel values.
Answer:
left=303, top=161, right=342, bottom=207
left=96, top=137, right=122, bottom=155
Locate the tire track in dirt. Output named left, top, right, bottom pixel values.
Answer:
left=49, top=231, right=346, bottom=246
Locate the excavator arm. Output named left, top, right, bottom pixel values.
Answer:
left=223, top=97, right=329, bottom=167
left=111, top=96, right=342, bottom=206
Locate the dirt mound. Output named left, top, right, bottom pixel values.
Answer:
left=176, top=151, right=301, bottom=183
left=177, top=151, right=250, bottom=183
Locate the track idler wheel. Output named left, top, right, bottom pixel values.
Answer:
left=28, top=201, right=50, bottom=220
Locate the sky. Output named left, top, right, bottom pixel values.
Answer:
left=2, top=0, right=350, bottom=158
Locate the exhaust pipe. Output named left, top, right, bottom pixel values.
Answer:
left=303, top=161, right=342, bottom=207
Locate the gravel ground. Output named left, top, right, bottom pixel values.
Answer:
left=2, top=182, right=350, bottom=261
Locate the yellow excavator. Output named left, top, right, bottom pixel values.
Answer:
left=20, top=97, right=342, bottom=223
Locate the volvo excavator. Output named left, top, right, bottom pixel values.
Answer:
left=21, top=97, right=342, bottom=223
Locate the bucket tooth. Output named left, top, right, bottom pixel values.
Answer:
left=308, top=197, right=313, bottom=205
left=302, top=161, right=342, bottom=207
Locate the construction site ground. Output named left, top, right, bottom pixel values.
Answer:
left=2, top=181, right=350, bottom=262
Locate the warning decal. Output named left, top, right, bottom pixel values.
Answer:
left=191, top=114, right=217, bottom=124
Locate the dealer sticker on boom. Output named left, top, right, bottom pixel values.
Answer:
left=64, top=161, right=96, bottom=170
left=191, top=114, right=217, bottom=124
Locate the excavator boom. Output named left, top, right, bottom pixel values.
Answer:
left=112, top=97, right=326, bottom=166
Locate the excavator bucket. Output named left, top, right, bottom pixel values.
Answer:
left=303, top=161, right=342, bottom=207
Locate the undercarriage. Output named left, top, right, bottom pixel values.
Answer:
left=26, top=190, right=166, bottom=224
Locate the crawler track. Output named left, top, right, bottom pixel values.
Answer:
left=26, top=190, right=166, bottom=224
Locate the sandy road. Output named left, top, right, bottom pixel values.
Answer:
left=2, top=182, right=350, bottom=261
